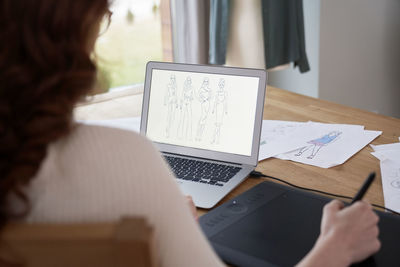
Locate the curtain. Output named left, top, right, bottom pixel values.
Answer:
left=261, top=0, right=310, bottom=73
left=170, top=0, right=209, bottom=64
left=207, top=0, right=310, bottom=73
left=208, top=0, right=231, bottom=65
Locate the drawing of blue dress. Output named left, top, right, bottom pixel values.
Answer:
left=308, top=134, right=338, bottom=146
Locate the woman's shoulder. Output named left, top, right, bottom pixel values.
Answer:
left=50, top=123, right=164, bottom=171
left=62, top=123, right=153, bottom=152
left=72, top=123, right=146, bottom=142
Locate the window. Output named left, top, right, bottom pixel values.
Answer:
left=95, top=0, right=167, bottom=91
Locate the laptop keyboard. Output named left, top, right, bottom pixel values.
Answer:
left=164, top=156, right=241, bottom=186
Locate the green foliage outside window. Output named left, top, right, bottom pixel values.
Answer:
left=95, top=1, right=162, bottom=92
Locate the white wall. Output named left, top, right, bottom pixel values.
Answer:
left=319, top=0, right=400, bottom=118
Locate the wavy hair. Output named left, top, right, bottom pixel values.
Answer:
left=0, top=0, right=109, bottom=225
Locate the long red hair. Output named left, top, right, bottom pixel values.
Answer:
left=0, top=0, right=109, bottom=225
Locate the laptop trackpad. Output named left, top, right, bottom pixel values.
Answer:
left=210, top=193, right=325, bottom=266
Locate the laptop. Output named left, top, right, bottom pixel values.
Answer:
left=140, top=62, right=267, bottom=208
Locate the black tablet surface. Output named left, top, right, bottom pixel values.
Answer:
left=199, top=181, right=400, bottom=267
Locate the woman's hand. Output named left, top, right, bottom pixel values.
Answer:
left=320, top=200, right=380, bottom=264
left=186, top=195, right=198, bottom=221
left=297, top=200, right=380, bottom=267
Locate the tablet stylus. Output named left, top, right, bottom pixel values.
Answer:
left=350, top=172, right=376, bottom=204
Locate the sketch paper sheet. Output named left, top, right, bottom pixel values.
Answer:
left=258, top=120, right=310, bottom=160
left=371, top=140, right=400, bottom=213
left=79, top=117, right=141, bottom=133
left=275, top=122, right=381, bottom=168
left=371, top=149, right=400, bottom=162
left=370, top=142, right=400, bottom=152
left=378, top=159, right=400, bottom=213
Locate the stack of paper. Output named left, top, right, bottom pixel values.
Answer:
left=259, top=120, right=382, bottom=168
left=371, top=139, right=400, bottom=213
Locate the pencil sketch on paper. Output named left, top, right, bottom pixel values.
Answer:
left=195, top=77, right=212, bottom=141
left=389, top=168, right=400, bottom=189
left=391, top=179, right=400, bottom=189
left=164, top=75, right=178, bottom=138
left=177, top=76, right=194, bottom=140
left=295, top=131, right=342, bottom=159
left=260, top=140, right=267, bottom=146
left=211, top=78, right=228, bottom=144
left=263, top=124, right=304, bottom=146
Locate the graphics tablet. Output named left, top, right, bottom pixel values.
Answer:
left=199, top=181, right=400, bottom=267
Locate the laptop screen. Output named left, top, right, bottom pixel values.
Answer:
left=145, top=69, right=260, bottom=157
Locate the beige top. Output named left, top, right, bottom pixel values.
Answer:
left=25, top=124, right=224, bottom=267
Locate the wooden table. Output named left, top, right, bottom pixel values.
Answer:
left=198, top=86, right=400, bottom=216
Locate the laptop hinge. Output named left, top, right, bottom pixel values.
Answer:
left=162, top=152, right=243, bottom=166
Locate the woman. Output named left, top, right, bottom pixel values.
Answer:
left=0, top=1, right=380, bottom=266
